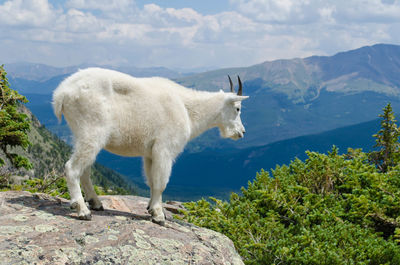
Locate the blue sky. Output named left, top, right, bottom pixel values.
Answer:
left=1, top=0, right=400, bottom=70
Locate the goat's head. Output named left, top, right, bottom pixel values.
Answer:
left=219, top=76, right=249, bottom=140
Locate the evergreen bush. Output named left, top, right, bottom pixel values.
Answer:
left=181, top=148, right=400, bottom=264
left=0, top=65, right=32, bottom=170
left=369, top=103, right=400, bottom=172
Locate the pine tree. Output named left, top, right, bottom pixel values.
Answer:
left=0, top=64, right=32, bottom=169
left=369, top=103, right=400, bottom=172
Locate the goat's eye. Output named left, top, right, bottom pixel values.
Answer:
left=236, top=108, right=240, bottom=112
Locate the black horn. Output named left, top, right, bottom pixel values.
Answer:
left=228, top=75, right=234, bottom=93
left=237, top=76, right=243, bottom=96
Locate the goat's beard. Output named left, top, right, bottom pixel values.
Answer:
left=219, top=127, right=242, bottom=140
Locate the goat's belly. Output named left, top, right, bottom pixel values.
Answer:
left=104, top=142, right=148, bottom=157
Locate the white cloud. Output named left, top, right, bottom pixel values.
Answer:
left=0, top=0, right=58, bottom=27
left=231, top=0, right=321, bottom=24
left=65, top=0, right=135, bottom=13
left=0, top=0, right=400, bottom=68
left=62, top=9, right=103, bottom=33
left=332, top=0, right=400, bottom=23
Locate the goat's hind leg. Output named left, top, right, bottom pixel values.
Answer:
left=143, top=157, right=153, bottom=211
left=81, top=167, right=104, bottom=211
left=66, top=157, right=91, bottom=220
left=66, top=139, right=103, bottom=220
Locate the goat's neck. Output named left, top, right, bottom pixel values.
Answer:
left=184, top=92, right=225, bottom=140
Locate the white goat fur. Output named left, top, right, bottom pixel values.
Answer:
left=52, top=67, right=248, bottom=224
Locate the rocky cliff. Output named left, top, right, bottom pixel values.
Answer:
left=0, top=191, right=243, bottom=264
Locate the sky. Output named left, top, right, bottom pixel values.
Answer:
left=0, top=0, right=400, bottom=70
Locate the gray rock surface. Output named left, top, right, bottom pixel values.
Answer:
left=0, top=191, right=244, bottom=265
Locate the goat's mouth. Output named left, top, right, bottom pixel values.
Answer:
left=230, top=132, right=244, bottom=140
left=219, top=127, right=244, bottom=140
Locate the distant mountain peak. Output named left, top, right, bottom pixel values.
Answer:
left=177, top=43, right=400, bottom=101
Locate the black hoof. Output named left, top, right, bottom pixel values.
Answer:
left=90, top=205, right=104, bottom=211
left=88, top=199, right=104, bottom=211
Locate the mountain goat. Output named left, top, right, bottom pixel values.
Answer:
left=52, top=68, right=248, bottom=225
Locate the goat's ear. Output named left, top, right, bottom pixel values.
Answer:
left=226, top=95, right=249, bottom=103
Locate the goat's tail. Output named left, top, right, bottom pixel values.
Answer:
left=52, top=87, right=65, bottom=123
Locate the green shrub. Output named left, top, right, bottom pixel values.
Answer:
left=23, top=171, right=70, bottom=199
left=0, top=64, right=32, bottom=169
left=181, top=148, right=400, bottom=264
left=4, top=170, right=130, bottom=199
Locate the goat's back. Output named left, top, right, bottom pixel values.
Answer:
left=52, top=68, right=192, bottom=157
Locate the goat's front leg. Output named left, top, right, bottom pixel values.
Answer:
left=147, top=153, right=172, bottom=226
left=81, top=167, right=103, bottom=211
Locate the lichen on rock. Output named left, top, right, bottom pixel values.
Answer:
left=35, top=224, right=59, bottom=233
left=0, top=225, right=33, bottom=235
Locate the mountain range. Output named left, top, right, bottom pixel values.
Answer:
left=180, top=43, right=400, bottom=149
left=179, top=44, right=400, bottom=96
left=5, top=43, right=400, bottom=200
left=5, top=62, right=188, bottom=82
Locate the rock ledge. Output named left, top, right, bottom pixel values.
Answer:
left=0, top=191, right=243, bottom=264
